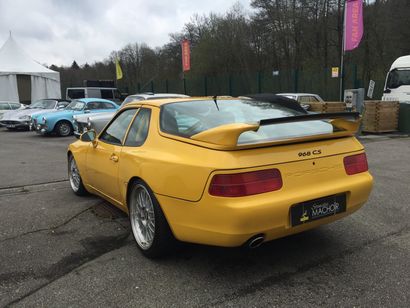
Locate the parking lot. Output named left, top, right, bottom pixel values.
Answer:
left=0, top=128, right=410, bottom=307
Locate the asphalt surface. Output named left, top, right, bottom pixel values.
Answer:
left=0, top=128, right=410, bottom=307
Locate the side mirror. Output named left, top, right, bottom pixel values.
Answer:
left=383, top=89, right=391, bottom=94
left=57, top=105, right=65, bottom=110
left=84, top=109, right=91, bottom=113
left=80, top=130, right=97, bottom=146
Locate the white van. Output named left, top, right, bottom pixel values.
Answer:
left=66, top=87, right=122, bottom=103
left=382, top=55, right=410, bottom=102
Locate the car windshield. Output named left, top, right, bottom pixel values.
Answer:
left=160, top=99, right=333, bottom=144
left=386, top=69, right=410, bottom=89
left=29, top=100, right=56, bottom=109
left=66, top=100, right=85, bottom=111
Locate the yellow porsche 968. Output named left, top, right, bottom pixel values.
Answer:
left=68, top=96, right=373, bottom=258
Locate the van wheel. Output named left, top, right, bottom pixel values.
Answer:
left=56, top=121, right=73, bottom=137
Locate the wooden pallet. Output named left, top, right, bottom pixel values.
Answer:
left=362, top=101, right=399, bottom=133
left=308, top=102, right=346, bottom=113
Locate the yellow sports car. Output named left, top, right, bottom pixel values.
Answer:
left=68, top=96, right=373, bottom=258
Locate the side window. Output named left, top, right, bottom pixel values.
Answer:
left=125, top=108, right=151, bottom=147
left=67, top=89, right=85, bottom=99
left=102, top=102, right=116, bottom=109
left=308, top=96, right=319, bottom=102
left=101, top=89, right=114, bottom=99
left=99, top=109, right=138, bottom=145
left=86, top=102, right=101, bottom=110
left=298, top=96, right=310, bottom=103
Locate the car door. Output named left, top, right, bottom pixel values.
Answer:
left=118, top=108, right=152, bottom=203
left=86, top=108, right=138, bottom=205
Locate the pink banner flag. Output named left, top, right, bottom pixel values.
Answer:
left=181, top=39, right=191, bottom=72
left=344, top=0, right=363, bottom=51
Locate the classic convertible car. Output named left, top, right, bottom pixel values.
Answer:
left=68, top=96, right=373, bottom=258
left=0, top=99, right=69, bottom=130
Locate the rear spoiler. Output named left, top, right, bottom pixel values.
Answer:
left=190, top=112, right=361, bottom=150
left=259, top=112, right=360, bottom=125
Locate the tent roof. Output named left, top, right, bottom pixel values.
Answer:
left=0, top=34, right=57, bottom=74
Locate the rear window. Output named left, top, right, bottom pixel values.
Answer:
left=160, top=99, right=333, bottom=144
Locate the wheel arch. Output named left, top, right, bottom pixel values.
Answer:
left=126, top=176, right=144, bottom=209
left=54, top=119, right=74, bottom=136
left=54, top=118, right=73, bottom=130
left=126, top=176, right=176, bottom=234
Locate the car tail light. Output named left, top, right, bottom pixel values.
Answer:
left=209, top=168, right=283, bottom=197
left=344, top=153, right=368, bottom=175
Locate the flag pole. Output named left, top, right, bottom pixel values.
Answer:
left=339, top=1, right=346, bottom=102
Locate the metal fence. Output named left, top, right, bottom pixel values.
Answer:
left=132, top=65, right=386, bottom=101
left=60, top=65, right=386, bottom=101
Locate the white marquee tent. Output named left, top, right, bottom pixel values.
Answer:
left=0, top=34, right=61, bottom=103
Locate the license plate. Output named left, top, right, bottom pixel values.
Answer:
left=6, top=124, right=15, bottom=128
left=290, top=194, right=346, bottom=227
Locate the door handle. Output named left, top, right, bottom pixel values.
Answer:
left=110, top=154, right=119, bottom=162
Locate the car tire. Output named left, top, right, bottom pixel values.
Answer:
left=68, top=154, right=88, bottom=196
left=128, top=180, right=175, bottom=258
left=56, top=121, right=73, bottom=137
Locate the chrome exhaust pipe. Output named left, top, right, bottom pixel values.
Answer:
left=247, top=235, right=265, bottom=249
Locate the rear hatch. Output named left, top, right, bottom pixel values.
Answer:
left=159, top=98, right=361, bottom=151
left=156, top=98, right=368, bottom=202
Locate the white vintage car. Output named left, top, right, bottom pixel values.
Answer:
left=0, top=99, right=70, bottom=130
left=0, top=101, right=25, bottom=124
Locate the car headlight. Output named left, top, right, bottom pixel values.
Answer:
left=42, top=117, right=47, bottom=123
left=87, top=118, right=92, bottom=129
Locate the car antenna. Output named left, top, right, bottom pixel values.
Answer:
left=213, top=95, right=220, bottom=111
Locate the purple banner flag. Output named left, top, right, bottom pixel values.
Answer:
left=344, top=0, right=363, bottom=51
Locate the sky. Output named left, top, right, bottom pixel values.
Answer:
left=0, top=0, right=252, bottom=67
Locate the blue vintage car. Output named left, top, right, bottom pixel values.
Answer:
left=32, top=98, right=119, bottom=136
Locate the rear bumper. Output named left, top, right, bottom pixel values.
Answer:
left=156, top=172, right=373, bottom=247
